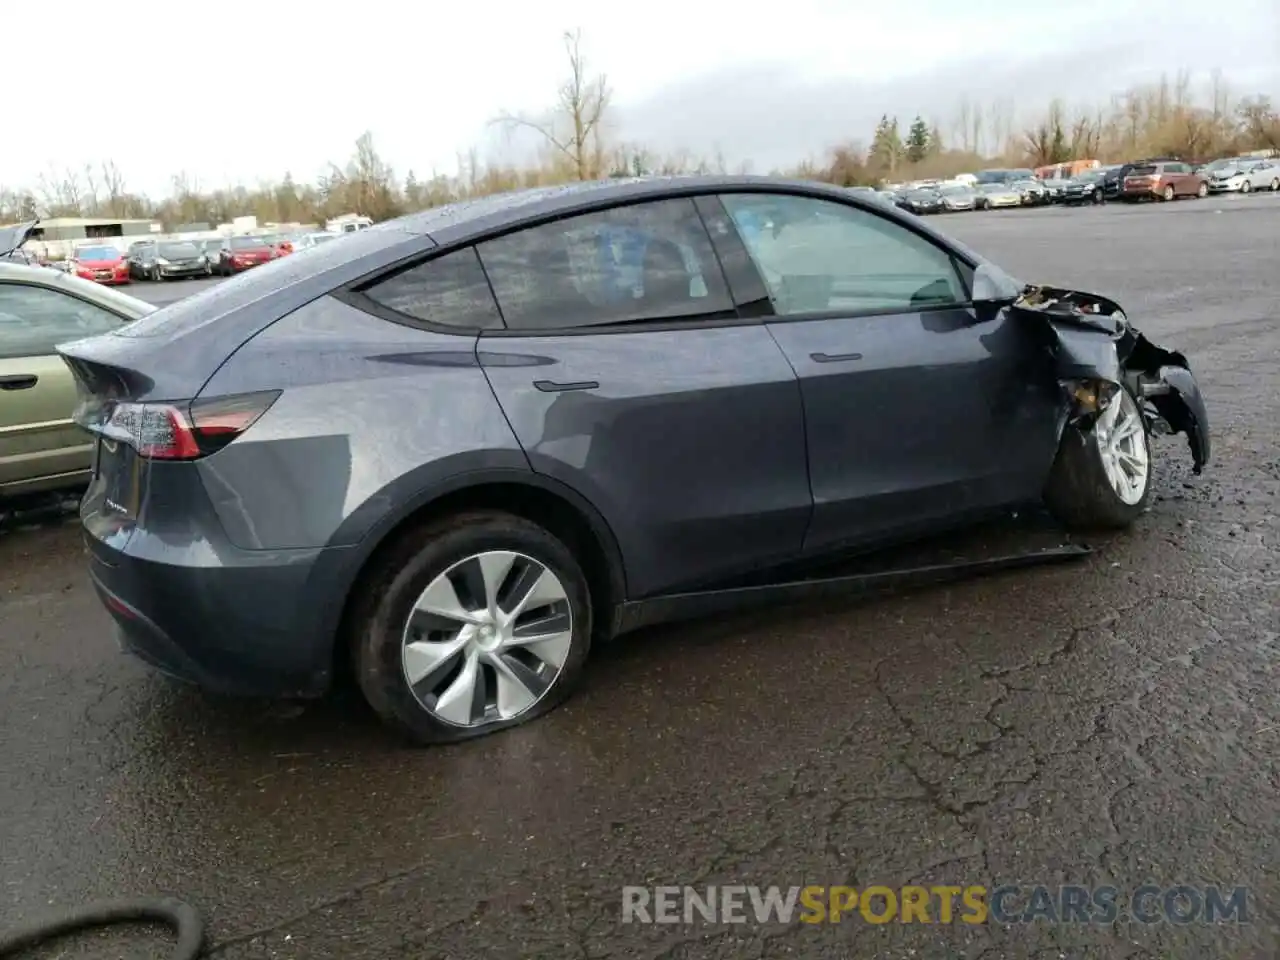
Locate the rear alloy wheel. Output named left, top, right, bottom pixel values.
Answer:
left=1196, top=182, right=1208, bottom=198
left=353, top=511, right=592, bottom=744
left=1044, top=385, right=1151, bottom=530
left=1162, top=185, right=1175, bottom=201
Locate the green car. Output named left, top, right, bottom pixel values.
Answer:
left=0, top=222, right=156, bottom=499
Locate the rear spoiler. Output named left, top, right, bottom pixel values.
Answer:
left=0, top=219, right=39, bottom=258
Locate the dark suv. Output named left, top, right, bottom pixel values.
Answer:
left=58, top=176, right=1210, bottom=744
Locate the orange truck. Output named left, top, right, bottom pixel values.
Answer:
left=1035, top=159, right=1101, bottom=180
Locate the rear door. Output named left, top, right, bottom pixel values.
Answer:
left=708, top=190, right=1061, bottom=556
left=0, top=280, right=127, bottom=493
left=467, top=197, right=812, bottom=599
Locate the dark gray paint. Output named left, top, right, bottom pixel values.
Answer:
left=56, top=174, right=1211, bottom=699
left=766, top=306, right=1062, bottom=554
left=196, top=296, right=525, bottom=551
left=479, top=325, right=811, bottom=599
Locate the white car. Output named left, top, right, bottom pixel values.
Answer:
left=1205, top=159, right=1280, bottom=194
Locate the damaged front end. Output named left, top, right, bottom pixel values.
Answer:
left=1011, top=284, right=1210, bottom=474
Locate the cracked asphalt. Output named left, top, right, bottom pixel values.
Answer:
left=1, top=194, right=1277, bottom=959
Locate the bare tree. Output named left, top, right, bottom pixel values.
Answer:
left=491, top=30, right=612, bottom=180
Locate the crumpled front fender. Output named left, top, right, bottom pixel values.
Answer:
left=1009, top=284, right=1210, bottom=474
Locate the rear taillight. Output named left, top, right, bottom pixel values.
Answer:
left=81, top=391, right=280, bottom=460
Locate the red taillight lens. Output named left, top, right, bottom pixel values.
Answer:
left=90, top=391, right=280, bottom=460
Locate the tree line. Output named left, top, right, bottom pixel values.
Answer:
left=2, top=32, right=1277, bottom=230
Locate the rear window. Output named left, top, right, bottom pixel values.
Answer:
left=75, top=246, right=118, bottom=260
left=230, top=236, right=269, bottom=250
left=1129, top=165, right=1157, bottom=176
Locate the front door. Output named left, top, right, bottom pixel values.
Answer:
left=711, top=191, right=1061, bottom=556
left=473, top=197, right=813, bottom=598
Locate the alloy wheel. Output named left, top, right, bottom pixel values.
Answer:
left=400, top=550, right=574, bottom=728
left=1094, top=389, right=1149, bottom=506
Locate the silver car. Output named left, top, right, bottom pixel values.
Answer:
left=937, top=183, right=977, bottom=211
left=1206, top=159, right=1280, bottom=194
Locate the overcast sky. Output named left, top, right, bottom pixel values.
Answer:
left=4, top=0, right=1277, bottom=199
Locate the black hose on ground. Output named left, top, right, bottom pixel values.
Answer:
left=0, top=897, right=203, bottom=958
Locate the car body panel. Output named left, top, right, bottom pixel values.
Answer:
left=765, top=306, right=1061, bottom=555
left=53, top=175, right=1212, bottom=700
left=1206, top=160, right=1280, bottom=193
left=479, top=325, right=812, bottom=599
left=190, top=295, right=526, bottom=552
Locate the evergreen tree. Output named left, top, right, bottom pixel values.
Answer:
left=870, top=115, right=905, bottom=174
left=906, top=116, right=931, bottom=163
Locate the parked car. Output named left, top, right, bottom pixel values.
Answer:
left=977, top=182, right=1024, bottom=209
left=895, top=188, right=944, bottom=215
left=126, top=241, right=158, bottom=280
left=1040, top=178, right=1073, bottom=203
left=142, top=241, right=212, bottom=281
left=291, top=232, right=340, bottom=251
left=54, top=178, right=1210, bottom=744
left=68, top=245, right=130, bottom=285
left=1205, top=159, right=1280, bottom=194
left=1121, top=161, right=1208, bottom=201
left=216, top=235, right=277, bottom=275
left=1010, top=179, right=1050, bottom=205
left=198, top=239, right=224, bottom=263
left=1061, top=169, right=1108, bottom=205
left=261, top=234, right=294, bottom=256
left=0, top=223, right=156, bottom=499
left=937, top=183, right=977, bottom=211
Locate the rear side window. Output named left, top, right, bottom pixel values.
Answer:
left=477, top=198, right=733, bottom=332
left=0, top=282, right=125, bottom=358
left=361, top=247, right=503, bottom=331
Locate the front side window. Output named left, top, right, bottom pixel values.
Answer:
left=477, top=198, right=733, bottom=332
left=0, top=283, right=124, bottom=358
left=719, top=193, right=967, bottom=316
left=361, top=247, right=503, bottom=331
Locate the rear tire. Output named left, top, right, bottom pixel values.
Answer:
left=351, top=510, right=593, bottom=745
left=1196, top=182, right=1208, bottom=198
left=1044, top=386, right=1152, bottom=531
left=1162, top=185, right=1175, bottom=201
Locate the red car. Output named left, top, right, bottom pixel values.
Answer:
left=69, top=244, right=131, bottom=285
left=216, top=236, right=278, bottom=276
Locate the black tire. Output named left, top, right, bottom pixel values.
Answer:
left=1043, top=386, right=1152, bottom=531
left=351, top=510, right=593, bottom=745
left=1195, top=182, right=1208, bottom=198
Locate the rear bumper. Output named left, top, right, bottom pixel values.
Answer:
left=86, top=527, right=339, bottom=697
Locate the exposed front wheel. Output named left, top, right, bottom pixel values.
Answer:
left=1271, top=178, right=1279, bottom=191
left=1162, top=185, right=1175, bottom=201
left=1240, top=180, right=1251, bottom=194
left=352, top=511, right=593, bottom=745
left=1196, top=182, right=1208, bottom=198
left=1044, top=386, right=1152, bottom=531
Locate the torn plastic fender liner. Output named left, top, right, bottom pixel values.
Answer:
left=1009, top=283, right=1210, bottom=474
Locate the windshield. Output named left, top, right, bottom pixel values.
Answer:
left=981, top=182, right=1011, bottom=192
left=230, top=236, right=269, bottom=250
left=158, top=242, right=200, bottom=258
left=906, top=189, right=937, bottom=199
left=1074, top=171, right=1103, bottom=183
left=940, top=185, right=970, bottom=195
left=75, top=246, right=118, bottom=261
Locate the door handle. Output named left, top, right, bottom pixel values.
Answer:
left=533, top=379, right=599, bottom=393
left=0, top=374, right=38, bottom=390
left=810, top=352, right=863, bottom=364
